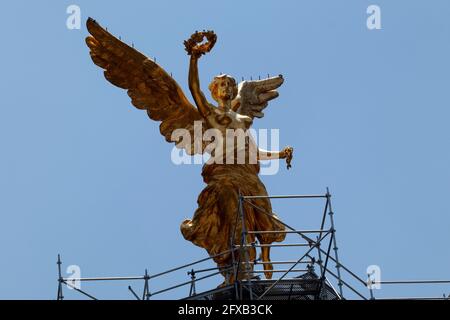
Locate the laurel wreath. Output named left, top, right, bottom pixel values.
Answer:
left=184, top=30, right=217, bottom=56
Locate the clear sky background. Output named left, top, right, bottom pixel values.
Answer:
left=0, top=0, right=449, bottom=300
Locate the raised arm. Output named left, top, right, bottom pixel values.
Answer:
left=188, top=55, right=212, bottom=118
left=184, top=30, right=217, bottom=118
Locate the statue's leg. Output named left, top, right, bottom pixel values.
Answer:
left=217, top=185, right=257, bottom=281
left=261, top=246, right=273, bottom=279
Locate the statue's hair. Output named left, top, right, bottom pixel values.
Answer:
left=208, top=74, right=238, bottom=102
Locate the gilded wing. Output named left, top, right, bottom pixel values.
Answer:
left=85, top=18, right=206, bottom=155
left=233, top=75, right=284, bottom=119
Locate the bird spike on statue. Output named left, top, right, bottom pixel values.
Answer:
left=85, top=17, right=294, bottom=285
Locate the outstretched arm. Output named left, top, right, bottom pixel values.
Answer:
left=247, top=134, right=294, bottom=168
left=258, top=146, right=294, bottom=169
left=188, top=55, right=212, bottom=118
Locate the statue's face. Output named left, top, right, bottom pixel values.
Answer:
left=216, top=77, right=235, bottom=100
left=210, top=75, right=237, bottom=103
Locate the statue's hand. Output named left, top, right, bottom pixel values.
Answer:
left=282, top=146, right=294, bottom=170
left=184, top=30, right=217, bottom=58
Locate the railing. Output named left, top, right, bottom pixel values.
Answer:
left=56, top=250, right=236, bottom=300
left=56, top=189, right=450, bottom=300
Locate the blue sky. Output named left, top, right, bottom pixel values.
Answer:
left=0, top=0, right=449, bottom=299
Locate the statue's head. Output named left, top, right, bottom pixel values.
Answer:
left=208, top=74, right=238, bottom=103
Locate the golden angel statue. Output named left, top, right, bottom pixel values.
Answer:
left=85, top=18, right=294, bottom=284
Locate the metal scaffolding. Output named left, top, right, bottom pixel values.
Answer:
left=56, top=188, right=450, bottom=300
